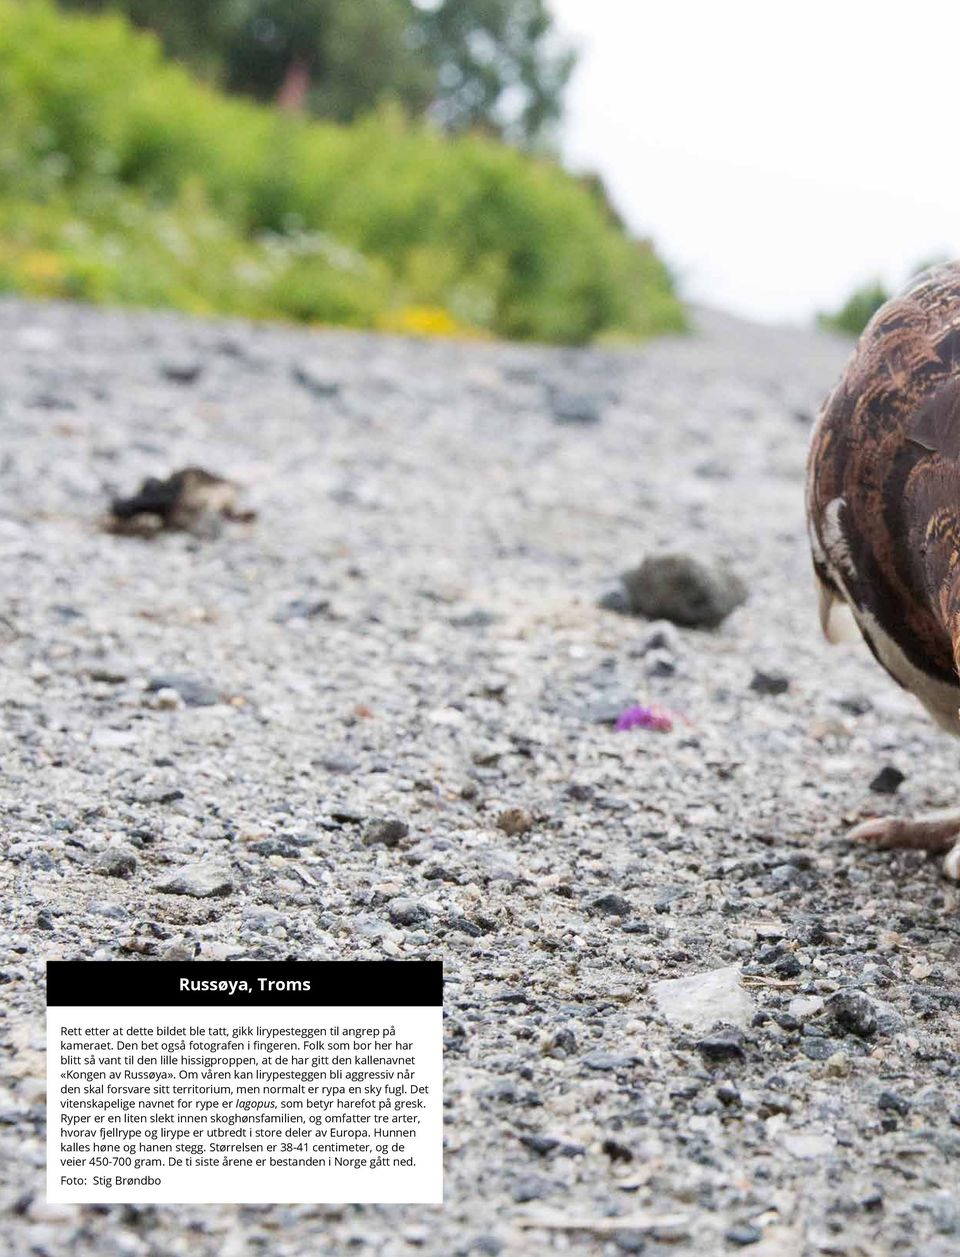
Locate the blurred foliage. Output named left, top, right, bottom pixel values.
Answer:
left=223, top=0, right=433, bottom=125
left=818, top=259, right=952, bottom=337
left=0, top=0, right=686, bottom=343
left=411, top=0, right=574, bottom=145
left=817, top=281, right=890, bottom=337
left=57, top=0, right=572, bottom=148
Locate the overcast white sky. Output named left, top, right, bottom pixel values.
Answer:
left=550, top=1, right=960, bottom=324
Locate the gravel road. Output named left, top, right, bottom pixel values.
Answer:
left=2, top=297, right=960, bottom=1257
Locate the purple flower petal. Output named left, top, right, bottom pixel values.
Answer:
left=614, top=704, right=674, bottom=733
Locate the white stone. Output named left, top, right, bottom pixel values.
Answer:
left=781, top=1131, right=835, bottom=1159
left=787, top=995, right=824, bottom=1020
left=156, top=863, right=235, bottom=898
left=89, top=727, right=137, bottom=749
left=651, top=965, right=755, bottom=1031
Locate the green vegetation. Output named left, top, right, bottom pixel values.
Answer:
left=0, top=0, right=685, bottom=343
left=818, top=260, right=950, bottom=337
left=817, top=280, right=890, bottom=337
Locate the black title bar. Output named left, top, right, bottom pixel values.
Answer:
left=46, top=960, right=443, bottom=1007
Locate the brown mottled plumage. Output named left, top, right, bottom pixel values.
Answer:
left=807, top=262, right=960, bottom=877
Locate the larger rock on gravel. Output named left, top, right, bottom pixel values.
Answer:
left=155, top=863, right=235, bottom=898
left=361, top=816, right=410, bottom=847
left=825, top=987, right=905, bottom=1038
left=619, top=553, right=747, bottom=628
left=825, top=988, right=877, bottom=1038
left=652, top=965, right=756, bottom=1031
left=92, top=845, right=138, bottom=879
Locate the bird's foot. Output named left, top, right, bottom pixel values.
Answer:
left=849, top=809, right=960, bottom=880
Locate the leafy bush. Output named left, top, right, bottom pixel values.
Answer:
left=0, top=0, right=686, bottom=343
left=817, top=280, right=890, bottom=337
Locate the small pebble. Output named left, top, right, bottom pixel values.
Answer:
left=582, top=1051, right=635, bottom=1071
left=549, top=388, right=603, bottom=425
left=496, top=807, right=533, bottom=836
left=826, top=989, right=878, bottom=1039
left=591, top=893, right=632, bottom=917
left=362, top=817, right=410, bottom=847
left=870, top=766, right=906, bottom=795
left=877, top=1090, right=910, bottom=1116
left=725, top=1223, right=762, bottom=1246
left=387, top=897, right=430, bottom=926
left=93, top=845, right=138, bottom=879
left=696, top=1024, right=746, bottom=1061
left=750, top=669, right=790, bottom=696
left=147, top=675, right=220, bottom=707
left=160, top=358, right=203, bottom=384
left=510, top=1174, right=555, bottom=1203
left=155, top=863, right=235, bottom=898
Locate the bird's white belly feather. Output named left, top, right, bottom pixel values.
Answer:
left=811, top=484, right=960, bottom=730
left=815, top=534, right=960, bottom=732
left=849, top=603, right=960, bottom=733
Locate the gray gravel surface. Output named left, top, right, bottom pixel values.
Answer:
left=2, top=297, right=960, bottom=1256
